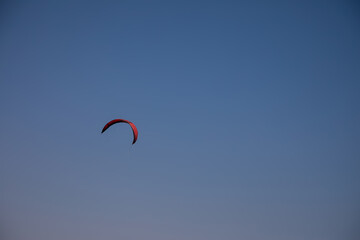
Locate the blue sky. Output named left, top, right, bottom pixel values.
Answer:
left=1, top=1, right=359, bottom=239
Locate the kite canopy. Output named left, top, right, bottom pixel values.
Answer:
left=101, top=119, right=138, bottom=144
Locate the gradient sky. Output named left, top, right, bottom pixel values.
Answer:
left=1, top=1, right=359, bottom=239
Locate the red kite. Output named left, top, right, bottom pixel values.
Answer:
left=101, top=119, right=138, bottom=144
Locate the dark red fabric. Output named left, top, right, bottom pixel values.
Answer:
left=101, top=119, right=138, bottom=144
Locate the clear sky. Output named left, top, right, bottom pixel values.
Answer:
left=1, top=1, right=359, bottom=239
